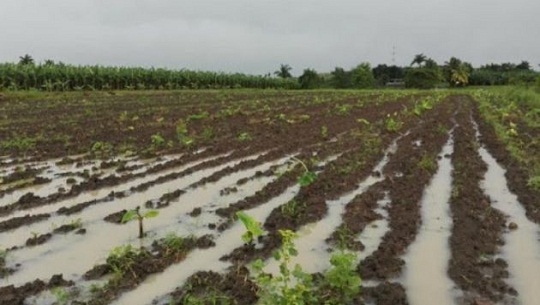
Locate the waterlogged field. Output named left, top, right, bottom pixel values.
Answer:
left=0, top=90, right=538, bottom=305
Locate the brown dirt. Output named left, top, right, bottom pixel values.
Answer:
left=473, top=103, right=540, bottom=224
left=448, top=96, right=515, bottom=303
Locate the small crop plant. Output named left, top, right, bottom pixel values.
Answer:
left=418, top=155, right=437, bottom=173
left=251, top=230, right=317, bottom=305
left=385, top=115, right=403, bottom=132
left=280, top=200, right=305, bottom=218
left=150, top=133, right=166, bottom=149
left=176, top=120, right=194, bottom=147
left=237, top=132, right=252, bottom=142
left=121, top=206, right=159, bottom=239
left=412, top=98, right=433, bottom=116
left=106, top=244, right=143, bottom=280
left=51, top=287, right=70, bottom=305
left=291, top=156, right=317, bottom=187
left=321, top=251, right=362, bottom=304
left=236, top=211, right=265, bottom=246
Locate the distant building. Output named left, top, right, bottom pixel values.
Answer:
left=386, top=79, right=405, bottom=88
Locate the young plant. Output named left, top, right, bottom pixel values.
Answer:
left=106, top=244, right=142, bottom=280
left=237, top=132, right=252, bottom=142
left=236, top=211, right=265, bottom=246
left=412, top=98, right=433, bottom=116
left=251, top=230, right=317, bottom=305
left=280, top=200, right=304, bottom=218
left=176, top=120, right=194, bottom=147
left=321, top=125, right=328, bottom=139
left=51, top=287, right=70, bottom=305
left=121, top=206, right=159, bottom=238
left=151, top=133, right=166, bottom=149
left=321, top=251, right=362, bottom=304
left=385, top=116, right=403, bottom=132
left=291, top=156, right=317, bottom=187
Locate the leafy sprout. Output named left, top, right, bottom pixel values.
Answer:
left=122, top=206, right=159, bottom=239
left=236, top=211, right=265, bottom=246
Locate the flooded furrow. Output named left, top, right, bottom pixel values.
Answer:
left=479, top=143, right=540, bottom=305
left=265, top=138, right=399, bottom=274
left=357, top=193, right=391, bottom=261
left=402, top=135, right=458, bottom=305
left=2, top=156, right=284, bottom=287
left=0, top=152, right=232, bottom=224
left=111, top=185, right=301, bottom=305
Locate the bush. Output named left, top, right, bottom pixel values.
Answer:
left=404, top=67, right=442, bottom=89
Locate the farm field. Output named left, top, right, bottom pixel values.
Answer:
left=0, top=89, right=538, bottom=305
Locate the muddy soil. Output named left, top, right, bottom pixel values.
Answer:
left=4, top=92, right=535, bottom=305
left=448, top=97, right=513, bottom=304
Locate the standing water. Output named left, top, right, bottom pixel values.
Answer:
left=402, top=135, right=458, bottom=305
left=266, top=138, right=400, bottom=274
left=479, top=146, right=540, bottom=305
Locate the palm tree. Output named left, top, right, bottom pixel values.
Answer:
left=18, top=54, right=34, bottom=65
left=274, top=64, right=292, bottom=78
left=410, top=54, right=427, bottom=67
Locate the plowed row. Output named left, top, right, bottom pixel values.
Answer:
left=0, top=91, right=538, bottom=305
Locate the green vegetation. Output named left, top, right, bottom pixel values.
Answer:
left=405, top=55, right=444, bottom=89
left=252, top=230, right=316, bottom=305
left=106, top=244, right=144, bottom=280
left=0, top=60, right=297, bottom=91
left=251, top=229, right=362, bottom=305
left=121, top=206, right=159, bottom=238
left=51, top=287, right=70, bottom=305
left=91, top=141, right=114, bottom=158
left=298, top=69, right=322, bottom=89
left=280, top=200, right=305, bottom=218
left=290, top=156, right=317, bottom=187
left=237, top=132, right=252, bottom=142
left=385, top=115, right=403, bottom=132
left=236, top=211, right=265, bottom=246
left=474, top=87, right=540, bottom=191
left=176, top=120, right=194, bottom=147
left=1, top=55, right=537, bottom=92
left=321, top=251, right=362, bottom=304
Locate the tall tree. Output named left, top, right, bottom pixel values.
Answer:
left=516, top=61, right=531, bottom=70
left=298, top=68, right=321, bottom=89
left=274, top=64, right=292, bottom=78
left=410, top=53, right=427, bottom=67
left=331, top=67, right=352, bottom=89
left=18, top=54, right=34, bottom=65
left=351, top=63, right=375, bottom=89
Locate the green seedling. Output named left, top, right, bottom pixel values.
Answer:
left=106, top=244, right=141, bottom=280
left=176, top=120, right=194, bottom=147
left=412, top=98, right=433, bottom=116
left=237, top=132, right=252, bottom=142
left=280, top=199, right=304, bottom=218
left=51, top=287, right=70, bottom=305
left=527, top=176, right=540, bottom=191
left=385, top=116, right=403, bottom=132
left=321, top=125, right=328, bottom=139
left=236, top=211, right=265, bottom=246
left=322, top=251, right=362, bottom=304
left=291, top=156, right=317, bottom=187
left=356, top=118, right=370, bottom=125
left=121, top=206, right=159, bottom=238
left=251, top=229, right=316, bottom=305
left=151, top=133, right=166, bottom=149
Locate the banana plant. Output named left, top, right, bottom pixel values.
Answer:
left=121, top=206, right=159, bottom=239
left=236, top=211, right=265, bottom=246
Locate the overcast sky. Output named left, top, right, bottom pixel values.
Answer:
left=1, top=0, right=538, bottom=75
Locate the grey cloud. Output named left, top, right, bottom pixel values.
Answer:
left=0, top=0, right=538, bottom=74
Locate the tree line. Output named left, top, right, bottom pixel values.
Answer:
left=1, top=54, right=538, bottom=91
left=281, top=54, right=538, bottom=89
